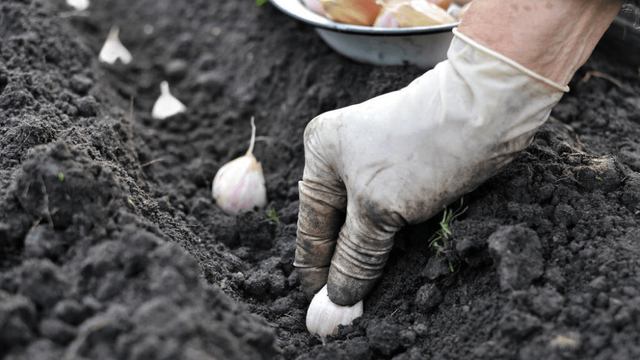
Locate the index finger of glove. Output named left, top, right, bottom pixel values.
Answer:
left=294, top=116, right=347, bottom=300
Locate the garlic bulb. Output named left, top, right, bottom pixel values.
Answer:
left=151, top=81, right=187, bottom=120
left=67, top=0, right=89, bottom=11
left=374, top=0, right=456, bottom=28
left=212, top=117, right=267, bottom=216
left=99, top=27, right=132, bottom=65
left=306, top=284, right=364, bottom=340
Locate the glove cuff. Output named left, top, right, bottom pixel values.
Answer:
left=452, top=28, right=569, bottom=93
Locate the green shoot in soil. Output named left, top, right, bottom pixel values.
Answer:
left=128, top=198, right=136, bottom=210
left=268, top=209, right=279, bottom=224
left=428, top=197, right=467, bottom=272
left=256, top=0, right=268, bottom=6
left=58, top=172, right=64, bottom=182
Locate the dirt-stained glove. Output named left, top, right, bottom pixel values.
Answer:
left=294, top=28, right=569, bottom=306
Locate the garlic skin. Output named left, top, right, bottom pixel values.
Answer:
left=99, top=27, right=133, bottom=65
left=446, top=2, right=463, bottom=19
left=212, top=118, right=268, bottom=216
left=427, top=0, right=453, bottom=10
left=374, top=0, right=456, bottom=28
left=306, top=284, right=364, bottom=340
left=151, top=81, right=187, bottom=120
left=303, top=0, right=326, bottom=16
left=66, top=0, right=89, bottom=11
left=320, top=0, right=382, bottom=26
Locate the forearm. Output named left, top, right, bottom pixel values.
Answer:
left=457, top=0, right=623, bottom=86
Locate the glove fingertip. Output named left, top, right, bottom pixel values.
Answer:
left=297, top=266, right=329, bottom=301
left=327, top=268, right=379, bottom=306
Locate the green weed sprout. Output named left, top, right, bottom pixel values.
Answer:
left=256, top=0, right=268, bottom=6
left=268, top=209, right=279, bottom=224
left=428, top=197, right=467, bottom=272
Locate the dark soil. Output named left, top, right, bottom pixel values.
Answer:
left=2, top=1, right=640, bottom=359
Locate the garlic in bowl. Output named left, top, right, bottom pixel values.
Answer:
left=270, top=0, right=463, bottom=69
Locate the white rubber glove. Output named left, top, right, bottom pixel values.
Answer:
left=294, top=28, right=568, bottom=306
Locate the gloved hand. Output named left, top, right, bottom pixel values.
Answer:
left=294, top=28, right=569, bottom=306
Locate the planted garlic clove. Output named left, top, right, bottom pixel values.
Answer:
left=151, top=81, right=187, bottom=120
left=212, top=117, right=268, bottom=216
left=99, top=27, right=132, bottom=65
left=319, top=0, right=382, bottom=26
left=374, top=0, right=457, bottom=28
left=66, top=0, right=90, bottom=11
left=306, top=284, right=364, bottom=340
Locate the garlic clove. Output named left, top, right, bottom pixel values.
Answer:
left=151, top=81, right=187, bottom=120
left=427, top=0, right=453, bottom=10
left=445, top=1, right=471, bottom=20
left=99, top=27, right=133, bottom=65
left=372, top=8, right=400, bottom=27
left=374, top=0, right=457, bottom=27
left=306, top=284, right=364, bottom=340
left=303, top=0, right=327, bottom=16
left=319, top=0, right=382, bottom=26
left=446, top=2, right=463, bottom=19
left=212, top=117, right=268, bottom=216
left=66, top=0, right=90, bottom=11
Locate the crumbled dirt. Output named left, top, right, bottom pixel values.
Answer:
left=2, top=1, right=640, bottom=359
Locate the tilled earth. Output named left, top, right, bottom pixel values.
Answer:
left=2, top=1, right=640, bottom=359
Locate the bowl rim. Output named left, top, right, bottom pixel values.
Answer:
left=270, top=0, right=459, bottom=36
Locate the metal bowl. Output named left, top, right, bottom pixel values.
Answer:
left=270, top=0, right=458, bottom=69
